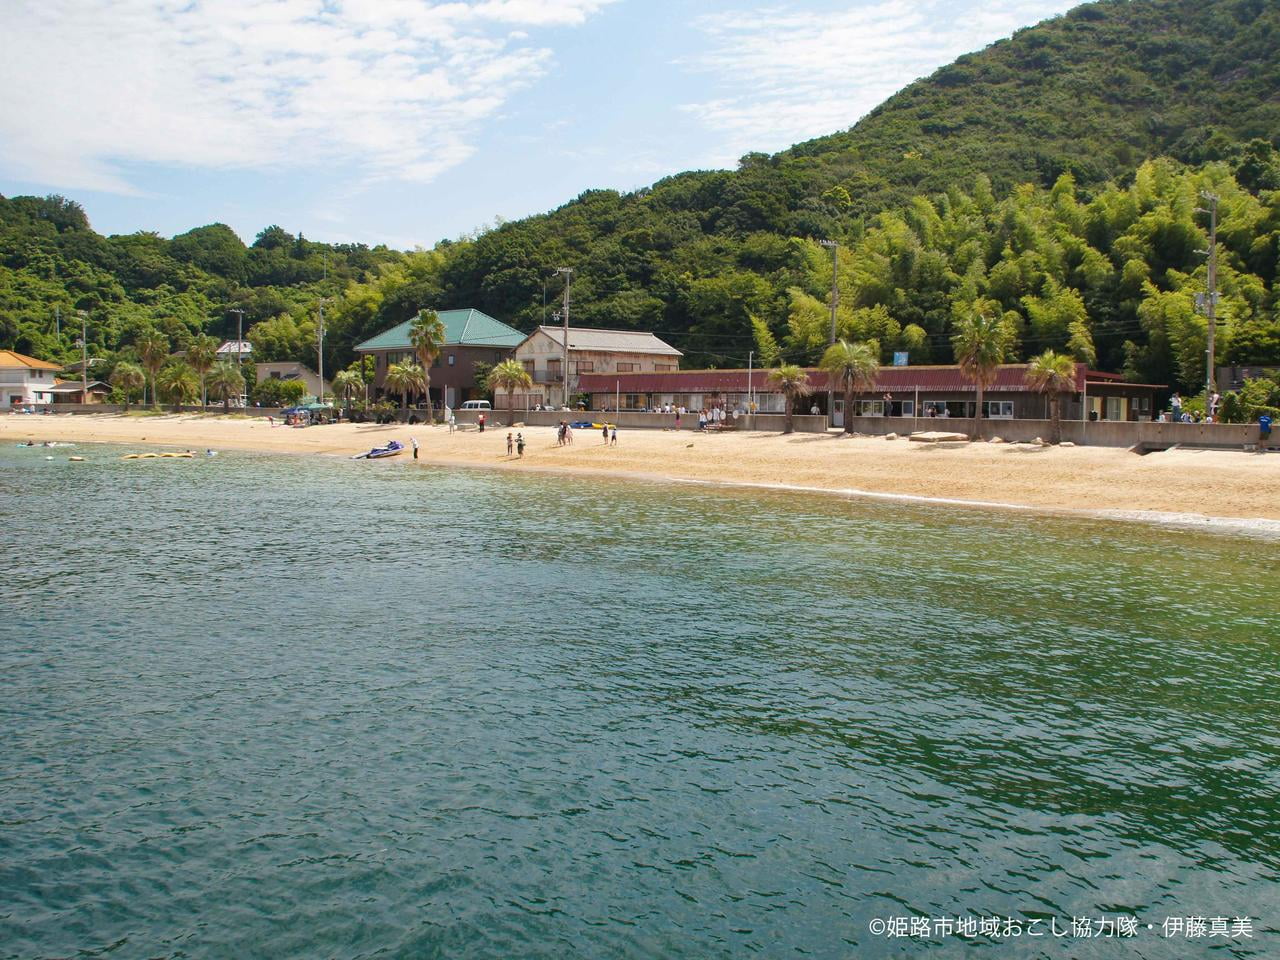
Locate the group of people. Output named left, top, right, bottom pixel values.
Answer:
left=556, top=421, right=575, bottom=446
left=505, top=432, right=526, bottom=457
left=1160, top=392, right=1220, bottom=424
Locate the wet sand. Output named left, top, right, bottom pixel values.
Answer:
left=6, top=411, right=1279, bottom=528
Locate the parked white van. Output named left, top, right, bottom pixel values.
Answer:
left=459, top=400, right=491, bottom=411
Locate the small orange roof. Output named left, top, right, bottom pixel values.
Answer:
left=0, top=349, right=61, bottom=371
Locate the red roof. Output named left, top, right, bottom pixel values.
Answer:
left=579, top=364, right=1166, bottom=395
left=581, top=364, right=1088, bottom=394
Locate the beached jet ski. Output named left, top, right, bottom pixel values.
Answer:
left=352, top=439, right=404, bottom=460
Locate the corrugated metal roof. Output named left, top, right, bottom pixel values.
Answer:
left=579, top=364, right=1163, bottom=394
left=531, top=325, right=682, bottom=356
left=355, top=308, right=525, bottom=352
left=47, top=380, right=109, bottom=393
left=0, top=349, right=61, bottom=370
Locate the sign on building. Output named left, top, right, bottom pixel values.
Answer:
left=893, top=352, right=909, bottom=367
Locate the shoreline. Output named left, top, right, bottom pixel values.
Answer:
left=6, top=412, right=1280, bottom=534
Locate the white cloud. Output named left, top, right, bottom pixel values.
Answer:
left=680, top=0, right=1077, bottom=167
left=0, top=0, right=615, bottom=195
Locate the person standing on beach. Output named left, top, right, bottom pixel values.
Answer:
left=610, top=425, right=617, bottom=446
left=478, top=413, right=486, bottom=433
left=449, top=413, right=456, bottom=434
left=516, top=433, right=525, bottom=457
left=565, top=422, right=574, bottom=445
left=1260, top=413, right=1273, bottom=451
left=506, top=432, right=513, bottom=456
left=602, top=423, right=609, bottom=444
left=411, top=436, right=419, bottom=460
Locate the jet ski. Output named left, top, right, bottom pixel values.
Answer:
left=352, top=439, right=404, bottom=460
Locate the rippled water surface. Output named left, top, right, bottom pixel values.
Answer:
left=2, top=444, right=1279, bottom=958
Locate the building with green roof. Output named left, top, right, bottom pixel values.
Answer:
left=354, top=308, right=525, bottom=409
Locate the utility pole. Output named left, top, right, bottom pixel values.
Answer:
left=556, top=267, right=573, bottom=408
left=1196, top=191, right=1220, bottom=410
left=54, top=305, right=60, bottom=338
left=77, top=310, right=88, bottom=403
left=229, top=309, right=246, bottom=405
left=819, top=239, right=839, bottom=423
left=748, top=350, right=754, bottom=414
left=317, top=299, right=329, bottom=403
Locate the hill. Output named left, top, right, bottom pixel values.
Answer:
left=2, top=0, right=1279, bottom=405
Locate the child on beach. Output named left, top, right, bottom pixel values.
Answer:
left=610, top=426, right=617, bottom=446
left=411, top=436, right=419, bottom=460
left=507, top=432, right=513, bottom=456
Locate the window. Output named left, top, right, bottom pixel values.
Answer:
left=573, top=361, right=593, bottom=374
left=447, top=354, right=455, bottom=366
left=270, top=372, right=281, bottom=380
left=858, top=400, right=884, bottom=416
left=617, top=362, right=638, bottom=372
left=1105, top=397, right=1124, bottom=421
left=655, top=364, right=677, bottom=372
left=522, top=360, right=535, bottom=374
left=621, top=393, right=646, bottom=410
left=984, top=400, right=1014, bottom=418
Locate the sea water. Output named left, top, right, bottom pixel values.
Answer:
left=1, top=445, right=1278, bottom=958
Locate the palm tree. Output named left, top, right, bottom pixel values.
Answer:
left=157, top=360, right=199, bottom=412
left=186, top=334, right=219, bottom=408
left=1025, top=350, right=1078, bottom=444
left=410, top=308, right=447, bottom=423
left=111, top=361, right=145, bottom=412
left=486, top=358, right=533, bottom=425
left=332, top=369, right=364, bottom=417
left=768, top=364, right=812, bottom=435
left=820, top=339, right=879, bottom=435
left=207, top=361, right=245, bottom=414
left=385, top=361, right=426, bottom=412
left=136, top=330, right=169, bottom=409
left=951, top=313, right=1007, bottom=440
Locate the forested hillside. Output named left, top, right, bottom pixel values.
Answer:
left=2, top=0, right=1279, bottom=401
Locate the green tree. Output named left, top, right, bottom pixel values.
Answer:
left=332, top=369, right=364, bottom=414
left=111, top=361, right=145, bottom=412
left=768, top=364, right=812, bottom=435
left=207, top=361, right=245, bottom=414
left=486, top=358, right=534, bottom=425
left=1025, top=349, right=1078, bottom=444
left=384, top=361, right=426, bottom=410
left=410, top=308, right=446, bottom=422
left=820, top=340, right=880, bottom=434
left=136, top=330, right=170, bottom=409
left=951, top=313, right=1008, bottom=439
left=157, top=360, right=199, bottom=412
left=186, top=333, right=218, bottom=407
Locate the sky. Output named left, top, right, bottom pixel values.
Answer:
left=0, top=0, right=1080, bottom=250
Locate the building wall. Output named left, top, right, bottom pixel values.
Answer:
left=0, top=368, right=58, bottom=408
left=365, top=344, right=514, bottom=407
left=256, top=363, right=330, bottom=398
left=513, top=330, right=680, bottom=407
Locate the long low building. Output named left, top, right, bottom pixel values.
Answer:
left=576, top=364, right=1164, bottom=424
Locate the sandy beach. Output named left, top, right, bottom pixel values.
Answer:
left=6, top=411, right=1279, bottom=528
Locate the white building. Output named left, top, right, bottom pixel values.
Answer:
left=217, top=340, right=253, bottom=360
left=0, top=350, right=60, bottom=409
left=511, top=326, right=682, bottom=409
